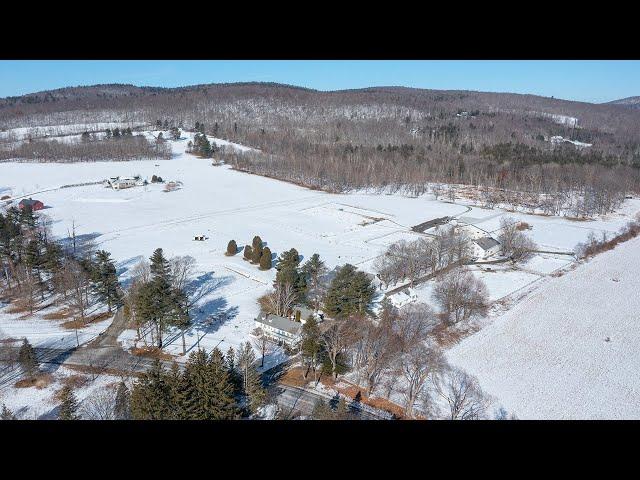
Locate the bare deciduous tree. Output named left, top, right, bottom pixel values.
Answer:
left=400, top=344, right=443, bottom=418
left=432, top=268, right=489, bottom=324
left=432, top=366, right=491, bottom=420
left=498, top=216, right=537, bottom=262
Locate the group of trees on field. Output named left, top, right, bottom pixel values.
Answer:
left=0, top=206, right=122, bottom=321
left=0, top=134, right=170, bottom=163
left=240, top=236, right=272, bottom=270
left=374, top=226, right=472, bottom=287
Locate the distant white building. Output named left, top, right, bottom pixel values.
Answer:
left=254, top=313, right=303, bottom=347
left=105, top=175, right=145, bottom=190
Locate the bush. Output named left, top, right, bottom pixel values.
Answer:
left=226, top=240, right=237, bottom=256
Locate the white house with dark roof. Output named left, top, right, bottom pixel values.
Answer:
left=254, top=313, right=303, bottom=346
left=471, top=236, right=501, bottom=260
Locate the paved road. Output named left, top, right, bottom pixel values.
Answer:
left=273, top=383, right=392, bottom=420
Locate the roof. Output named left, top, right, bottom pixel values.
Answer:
left=255, top=314, right=303, bottom=335
left=474, top=236, right=500, bottom=251
left=18, top=198, right=42, bottom=206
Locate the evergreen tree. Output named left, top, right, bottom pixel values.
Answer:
left=135, top=248, right=189, bottom=348
left=243, top=245, right=253, bottom=261
left=301, top=316, right=321, bottom=380
left=1, top=404, right=16, bottom=420
left=206, top=348, right=239, bottom=419
left=114, top=381, right=131, bottom=420
left=323, top=264, right=376, bottom=319
left=18, top=339, right=38, bottom=378
left=130, top=359, right=173, bottom=420
left=236, top=342, right=266, bottom=414
left=178, top=349, right=237, bottom=419
left=302, top=253, right=327, bottom=309
left=251, top=243, right=263, bottom=264
left=259, top=247, right=272, bottom=270
left=275, top=248, right=306, bottom=301
left=226, top=240, right=237, bottom=256
left=252, top=236, right=263, bottom=250
left=58, top=385, right=80, bottom=420
left=91, top=250, right=122, bottom=312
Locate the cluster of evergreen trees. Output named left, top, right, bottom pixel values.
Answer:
left=187, top=132, right=216, bottom=158
left=130, top=343, right=265, bottom=419
left=242, top=236, right=272, bottom=270
left=0, top=206, right=122, bottom=318
left=105, top=127, right=133, bottom=138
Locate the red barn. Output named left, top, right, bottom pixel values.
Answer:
left=18, top=198, right=45, bottom=211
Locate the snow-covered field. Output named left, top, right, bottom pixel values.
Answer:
left=2, top=129, right=640, bottom=404
left=447, top=235, right=640, bottom=419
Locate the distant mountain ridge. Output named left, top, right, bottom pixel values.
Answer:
left=606, top=96, right=640, bottom=109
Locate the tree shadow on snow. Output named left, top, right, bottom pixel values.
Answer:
left=58, top=232, right=102, bottom=257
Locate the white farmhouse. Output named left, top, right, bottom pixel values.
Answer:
left=254, top=313, right=302, bottom=347
left=471, top=236, right=501, bottom=260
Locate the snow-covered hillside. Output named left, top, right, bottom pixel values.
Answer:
left=447, top=235, right=640, bottom=419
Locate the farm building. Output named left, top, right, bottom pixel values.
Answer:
left=254, top=313, right=303, bottom=347
left=18, top=198, right=44, bottom=211
left=472, top=236, right=501, bottom=260
left=105, top=175, right=145, bottom=190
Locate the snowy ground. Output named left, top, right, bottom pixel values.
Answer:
left=0, top=363, right=124, bottom=420
left=447, top=236, right=640, bottom=419
left=2, top=129, right=640, bottom=410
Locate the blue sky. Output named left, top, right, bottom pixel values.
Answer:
left=0, top=60, right=638, bottom=103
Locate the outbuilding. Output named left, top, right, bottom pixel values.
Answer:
left=18, top=198, right=44, bottom=211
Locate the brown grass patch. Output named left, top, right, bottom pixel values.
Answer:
left=43, top=308, right=74, bottom=320
left=432, top=321, right=480, bottom=349
left=61, top=311, right=112, bottom=330
left=516, top=222, right=532, bottom=231
left=61, top=374, right=89, bottom=390
left=130, top=346, right=174, bottom=360
left=15, top=373, right=54, bottom=389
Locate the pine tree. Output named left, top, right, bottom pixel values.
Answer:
left=236, top=342, right=265, bottom=414
left=252, top=236, right=263, bottom=250
left=275, top=248, right=306, bottom=301
left=243, top=245, right=252, bottom=261
left=302, top=253, right=327, bottom=309
left=179, top=348, right=238, bottom=419
left=135, top=248, right=189, bottom=348
left=301, top=316, right=321, bottom=380
left=259, top=247, right=272, bottom=270
left=251, top=243, right=263, bottom=264
left=58, top=385, right=80, bottom=420
left=114, top=381, right=131, bottom=420
left=1, top=404, right=16, bottom=420
left=323, top=264, right=376, bottom=318
left=18, top=339, right=38, bottom=378
left=130, top=359, right=173, bottom=420
left=226, top=240, right=237, bottom=256
left=92, top=250, right=122, bottom=312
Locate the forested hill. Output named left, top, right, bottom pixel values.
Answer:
left=2, top=82, right=640, bottom=215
